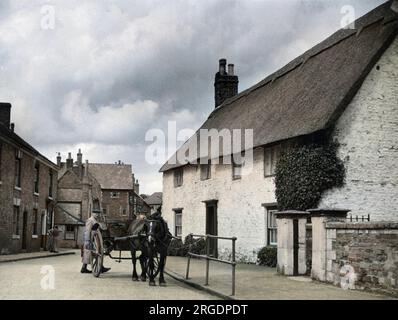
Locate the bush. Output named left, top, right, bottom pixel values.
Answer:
left=257, top=246, right=277, bottom=267
left=184, top=235, right=206, bottom=255
left=275, top=143, right=345, bottom=211
left=167, top=238, right=187, bottom=256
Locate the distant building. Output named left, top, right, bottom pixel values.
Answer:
left=55, top=151, right=147, bottom=247
left=0, top=103, right=58, bottom=254
left=160, top=2, right=398, bottom=262
left=145, top=192, right=163, bottom=214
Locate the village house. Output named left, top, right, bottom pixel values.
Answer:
left=160, top=2, right=398, bottom=262
left=0, top=103, right=58, bottom=254
left=55, top=150, right=148, bottom=247
left=145, top=192, right=163, bottom=214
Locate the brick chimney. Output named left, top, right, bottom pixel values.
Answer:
left=56, top=153, right=61, bottom=166
left=0, top=102, right=12, bottom=129
left=214, top=59, right=239, bottom=108
left=66, top=152, right=74, bottom=169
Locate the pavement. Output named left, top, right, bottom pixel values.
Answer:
left=165, top=256, right=395, bottom=300
left=0, top=250, right=218, bottom=300
left=0, top=249, right=75, bottom=263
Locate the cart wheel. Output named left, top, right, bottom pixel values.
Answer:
left=90, top=230, right=104, bottom=278
left=146, top=250, right=160, bottom=279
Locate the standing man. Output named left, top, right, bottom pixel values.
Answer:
left=81, top=209, right=111, bottom=274
left=48, top=226, right=61, bottom=253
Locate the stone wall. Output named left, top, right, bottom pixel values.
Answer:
left=324, top=222, right=398, bottom=295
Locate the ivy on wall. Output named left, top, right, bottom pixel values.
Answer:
left=275, top=142, right=345, bottom=211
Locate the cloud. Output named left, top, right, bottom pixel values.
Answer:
left=0, top=0, right=385, bottom=194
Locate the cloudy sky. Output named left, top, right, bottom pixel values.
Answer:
left=0, top=0, right=385, bottom=194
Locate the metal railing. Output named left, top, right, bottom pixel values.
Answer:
left=185, top=233, right=237, bottom=296
left=348, top=214, right=370, bottom=222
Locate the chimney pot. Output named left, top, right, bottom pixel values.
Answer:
left=56, top=152, right=61, bottom=166
left=228, top=64, right=234, bottom=75
left=10, top=123, right=15, bottom=132
left=219, top=59, right=227, bottom=75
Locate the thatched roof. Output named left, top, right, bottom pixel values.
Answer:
left=160, top=1, right=398, bottom=172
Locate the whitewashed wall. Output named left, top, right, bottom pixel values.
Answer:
left=320, top=37, right=398, bottom=221
left=163, top=148, right=276, bottom=262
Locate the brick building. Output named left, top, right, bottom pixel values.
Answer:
left=55, top=151, right=148, bottom=247
left=0, top=103, right=58, bottom=254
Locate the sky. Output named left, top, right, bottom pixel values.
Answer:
left=0, top=0, right=386, bottom=195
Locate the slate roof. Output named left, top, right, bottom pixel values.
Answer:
left=145, top=192, right=163, bottom=205
left=88, top=163, right=133, bottom=190
left=160, top=1, right=398, bottom=172
left=0, top=122, right=58, bottom=169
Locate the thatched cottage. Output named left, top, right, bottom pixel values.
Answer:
left=160, top=1, right=398, bottom=262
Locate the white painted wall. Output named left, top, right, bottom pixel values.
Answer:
left=319, top=37, right=398, bottom=221
left=163, top=148, right=276, bottom=263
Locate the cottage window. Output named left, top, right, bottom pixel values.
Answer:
left=232, top=154, right=243, bottom=180
left=174, top=210, right=182, bottom=238
left=14, top=150, right=22, bottom=188
left=111, top=192, right=120, bottom=198
left=200, top=160, right=211, bottom=180
left=174, top=168, right=183, bottom=187
left=32, top=209, right=38, bottom=235
left=65, top=225, right=75, bottom=240
left=264, top=145, right=281, bottom=177
left=13, top=206, right=20, bottom=235
left=266, top=207, right=278, bottom=246
left=34, top=161, right=40, bottom=194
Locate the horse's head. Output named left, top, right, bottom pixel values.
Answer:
left=146, top=219, right=161, bottom=245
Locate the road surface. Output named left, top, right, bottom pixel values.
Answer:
left=0, top=252, right=217, bottom=300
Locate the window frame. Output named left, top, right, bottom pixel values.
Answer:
left=110, top=191, right=120, bottom=198
left=174, top=209, right=183, bottom=238
left=48, top=169, right=54, bottom=198
left=34, top=161, right=40, bottom=194
left=264, top=205, right=278, bottom=246
left=173, top=168, right=184, bottom=187
left=264, top=145, right=281, bottom=177
left=232, top=154, right=243, bottom=180
left=65, top=225, right=75, bottom=240
left=14, top=150, right=22, bottom=188
left=200, top=160, right=211, bottom=181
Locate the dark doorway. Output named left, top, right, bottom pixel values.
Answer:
left=22, top=211, right=28, bottom=250
left=205, top=201, right=218, bottom=258
left=293, top=219, right=299, bottom=276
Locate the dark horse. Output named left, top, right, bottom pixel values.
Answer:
left=128, top=215, right=172, bottom=286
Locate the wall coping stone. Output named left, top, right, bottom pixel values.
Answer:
left=307, top=208, right=350, bottom=217
left=274, top=210, right=309, bottom=219
left=326, top=221, right=398, bottom=229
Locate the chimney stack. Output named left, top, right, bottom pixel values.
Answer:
left=77, top=149, right=83, bottom=166
left=56, top=153, right=61, bottom=166
left=0, top=102, right=12, bottom=129
left=66, top=152, right=74, bottom=169
left=214, top=59, right=239, bottom=108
